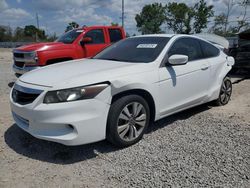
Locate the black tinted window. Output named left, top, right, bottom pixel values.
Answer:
left=94, top=37, right=170, bottom=63
left=56, top=29, right=82, bottom=44
left=168, top=38, right=203, bottom=61
left=109, top=29, right=123, bottom=43
left=200, top=40, right=220, bottom=58
left=85, top=29, right=105, bottom=44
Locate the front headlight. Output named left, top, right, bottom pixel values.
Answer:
left=43, top=83, right=109, bottom=104
left=24, top=51, right=38, bottom=65
left=24, top=51, right=36, bottom=58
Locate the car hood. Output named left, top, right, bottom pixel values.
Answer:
left=19, top=59, right=152, bottom=88
left=16, top=42, right=72, bottom=52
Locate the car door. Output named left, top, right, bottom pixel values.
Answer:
left=158, top=37, right=210, bottom=117
left=83, top=29, right=109, bottom=57
left=199, top=40, right=223, bottom=91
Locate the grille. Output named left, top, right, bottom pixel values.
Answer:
left=12, top=88, right=40, bottom=105
left=14, top=53, right=24, bottom=58
left=14, top=61, right=25, bottom=68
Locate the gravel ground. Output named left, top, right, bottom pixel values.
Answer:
left=0, top=48, right=249, bottom=187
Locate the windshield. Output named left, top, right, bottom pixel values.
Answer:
left=93, top=37, right=170, bottom=63
left=56, top=29, right=83, bottom=44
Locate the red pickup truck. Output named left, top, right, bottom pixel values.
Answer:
left=13, top=26, right=126, bottom=75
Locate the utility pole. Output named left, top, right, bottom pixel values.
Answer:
left=36, top=12, right=40, bottom=29
left=35, top=13, right=39, bottom=42
left=122, top=0, right=124, bottom=28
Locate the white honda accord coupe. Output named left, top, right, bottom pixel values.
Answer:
left=10, top=34, right=234, bottom=147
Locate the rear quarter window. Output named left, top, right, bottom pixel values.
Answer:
left=200, top=40, right=220, bottom=58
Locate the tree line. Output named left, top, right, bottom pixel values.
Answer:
left=0, top=25, right=57, bottom=42
left=135, top=0, right=249, bottom=36
left=0, top=0, right=249, bottom=42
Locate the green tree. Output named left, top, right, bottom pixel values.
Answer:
left=211, top=14, right=237, bottom=37
left=223, top=0, right=237, bottom=33
left=236, top=0, right=250, bottom=32
left=165, top=2, right=194, bottom=34
left=13, top=27, right=25, bottom=42
left=0, top=25, right=12, bottom=42
left=212, top=14, right=227, bottom=36
left=24, top=25, right=46, bottom=41
left=47, top=32, right=57, bottom=42
left=111, top=22, right=119, bottom=26
left=135, top=3, right=165, bottom=34
left=210, top=0, right=249, bottom=36
left=193, top=0, right=214, bottom=33
left=65, top=22, right=79, bottom=32
left=0, top=27, right=7, bottom=42
left=24, top=25, right=37, bottom=37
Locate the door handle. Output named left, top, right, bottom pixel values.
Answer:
left=201, top=64, right=209, bottom=70
left=201, top=66, right=209, bottom=70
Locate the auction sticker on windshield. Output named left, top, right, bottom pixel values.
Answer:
left=137, top=44, right=158, bottom=48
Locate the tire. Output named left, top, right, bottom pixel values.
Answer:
left=215, top=77, right=232, bottom=106
left=106, top=95, right=150, bottom=147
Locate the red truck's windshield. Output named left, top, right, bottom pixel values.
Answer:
left=56, top=29, right=83, bottom=44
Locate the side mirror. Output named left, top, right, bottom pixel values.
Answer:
left=168, top=54, right=188, bottom=66
left=80, top=37, right=92, bottom=45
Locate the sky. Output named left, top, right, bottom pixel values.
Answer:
left=0, top=0, right=249, bottom=36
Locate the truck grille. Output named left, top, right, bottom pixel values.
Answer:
left=14, top=61, right=25, bottom=68
left=14, top=53, right=24, bottom=58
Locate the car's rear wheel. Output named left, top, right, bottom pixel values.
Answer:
left=215, top=77, right=232, bottom=106
left=107, top=95, right=150, bottom=147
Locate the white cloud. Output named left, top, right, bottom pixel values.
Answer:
left=55, top=6, right=113, bottom=27
left=30, top=0, right=99, bottom=11
left=1, top=8, right=31, bottom=20
left=0, top=0, right=8, bottom=11
left=0, top=0, right=32, bottom=26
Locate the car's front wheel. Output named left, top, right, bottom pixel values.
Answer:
left=215, top=77, right=232, bottom=106
left=107, top=95, right=150, bottom=147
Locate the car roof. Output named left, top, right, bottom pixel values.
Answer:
left=132, top=34, right=175, bottom=38
left=129, top=34, right=221, bottom=50
left=83, top=25, right=123, bottom=29
left=131, top=34, right=209, bottom=39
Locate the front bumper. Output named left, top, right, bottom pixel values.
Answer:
left=10, top=83, right=111, bottom=146
left=13, top=64, right=39, bottom=75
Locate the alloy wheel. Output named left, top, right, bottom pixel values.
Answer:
left=117, top=102, right=147, bottom=141
left=219, top=79, right=232, bottom=105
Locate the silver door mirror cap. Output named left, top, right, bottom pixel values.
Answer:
left=168, top=54, right=188, bottom=65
